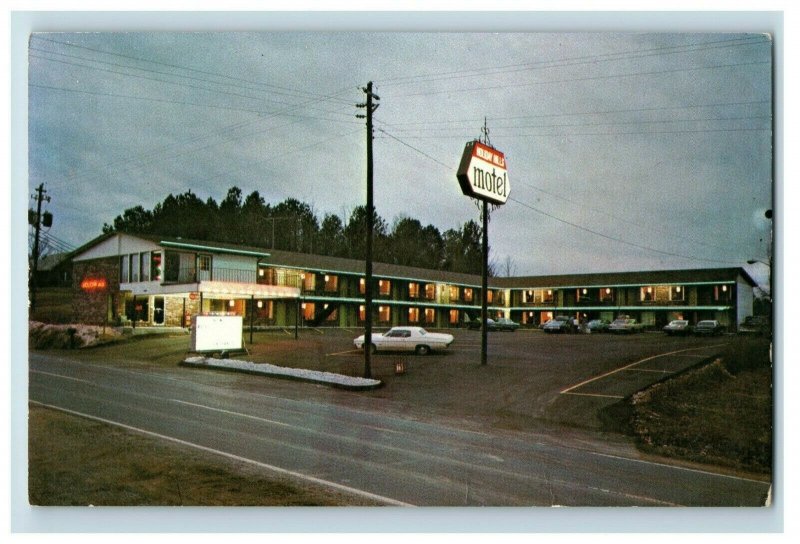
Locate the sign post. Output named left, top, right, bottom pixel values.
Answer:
left=456, top=137, right=510, bottom=366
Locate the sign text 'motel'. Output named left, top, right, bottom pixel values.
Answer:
left=456, top=140, right=510, bottom=205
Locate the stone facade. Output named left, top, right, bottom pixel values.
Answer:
left=72, top=257, right=121, bottom=326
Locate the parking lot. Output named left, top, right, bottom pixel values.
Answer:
left=192, top=326, right=733, bottom=433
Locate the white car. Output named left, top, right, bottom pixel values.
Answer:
left=353, top=326, right=454, bottom=355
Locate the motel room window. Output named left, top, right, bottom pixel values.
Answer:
left=378, top=305, right=391, bottom=323
left=326, top=306, right=338, bottom=322
left=120, top=256, right=129, bottom=283
left=424, top=308, right=436, bottom=324
left=256, top=300, right=274, bottom=319
left=576, top=288, right=590, bottom=303
left=324, top=274, right=338, bottom=292
left=130, top=254, right=140, bottom=282
left=302, top=302, right=315, bottom=321
left=408, top=282, right=420, bottom=299
left=600, top=287, right=613, bottom=302
left=449, top=309, right=460, bottom=325
left=198, top=254, right=211, bottom=272
left=424, top=283, right=436, bottom=300
left=449, top=285, right=460, bottom=302
left=670, top=286, right=685, bottom=301
left=715, top=284, right=732, bottom=301
left=140, top=252, right=150, bottom=282
left=359, top=305, right=366, bottom=321
left=378, top=279, right=392, bottom=296
left=641, top=286, right=655, bottom=302
left=359, top=278, right=366, bottom=295
left=302, top=273, right=315, bottom=292
left=463, top=288, right=473, bottom=302
left=150, top=251, right=162, bottom=282
left=487, top=290, right=494, bottom=303
left=408, top=307, right=420, bottom=323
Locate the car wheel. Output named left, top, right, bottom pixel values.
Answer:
left=415, top=345, right=430, bottom=356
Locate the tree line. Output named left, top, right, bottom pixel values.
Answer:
left=103, top=186, right=492, bottom=275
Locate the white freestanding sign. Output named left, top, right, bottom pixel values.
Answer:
left=456, top=140, right=510, bottom=205
left=190, top=315, right=243, bottom=352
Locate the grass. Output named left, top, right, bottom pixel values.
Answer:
left=28, top=405, right=379, bottom=506
left=610, top=336, right=773, bottom=475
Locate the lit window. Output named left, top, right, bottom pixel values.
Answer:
left=424, top=308, right=436, bottom=324
left=303, top=302, right=315, bottom=320
left=463, top=288, right=473, bottom=302
left=600, top=288, right=613, bottom=302
left=379, top=280, right=391, bottom=296
left=359, top=305, right=366, bottom=321
left=425, top=284, right=436, bottom=300
left=449, top=309, right=460, bottom=324
left=408, top=282, right=420, bottom=298
left=449, top=286, right=460, bottom=301
left=359, top=278, right=366, bottom=294
left=324, top=274, right=338, bottom=292
left=378, top=305, right=391, bottom=322
left=408, top=307, right=420, bottom=322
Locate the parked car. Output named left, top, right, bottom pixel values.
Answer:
left=543, top=316, right=574, bottom=334
left=586, top=319, right=610, bottom=333
left=491, top=317, right=520, bottom=332
left=693, top=320, right=725, bottom=336
left=353, top=326, right=454, bottom=355
left=663, top=319, right=691, bottom=336
left=608, top=316, right=643, bottom=334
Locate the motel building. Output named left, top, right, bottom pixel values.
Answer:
left=70, top=232, right=757, bottom=332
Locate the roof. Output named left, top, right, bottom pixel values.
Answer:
left=490, top=267, right=757, bottom=289
left=72, top=232, right=757, bottom=289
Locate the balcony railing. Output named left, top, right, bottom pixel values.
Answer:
left=163, top=266, right=304, bottom=288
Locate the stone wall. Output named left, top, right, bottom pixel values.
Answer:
left=165, top=296, right=200, bottom=327
left=72, top=257, right=121, bottom=325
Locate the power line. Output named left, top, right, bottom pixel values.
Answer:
left=29, top=82, right=360, bottom=124
left=379, top=99, right=771, bottom=128
left=30, top=52, right=354, bottom=119
left=379, top=35, right=770, bottom=87
left=391, top=60, right=771, bottom=98
left=32, top=35, right=354, bottom=106
left=377, top=126, right=746, bottom=266
left=507, top=196, right=742, bottom=265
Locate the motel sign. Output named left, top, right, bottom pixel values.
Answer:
left=456, top=140, right=510, bottom=205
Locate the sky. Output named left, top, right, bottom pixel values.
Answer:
left=22, top=17, right=775, bottom=287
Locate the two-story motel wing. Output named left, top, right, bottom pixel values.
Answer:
left=69, top=232, right=757, bottom=331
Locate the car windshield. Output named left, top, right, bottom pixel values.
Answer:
left=417, top=329, right=427, bottom=335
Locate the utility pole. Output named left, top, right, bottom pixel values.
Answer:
left=357, top=82, right=380, bottom=379
left=479, top=119, right=491, bottom=366
left=29, top=183, right=51, bottom=312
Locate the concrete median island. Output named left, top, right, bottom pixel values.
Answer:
left=180, top=356, right=383, bottom=391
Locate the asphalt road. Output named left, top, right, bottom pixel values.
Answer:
left=29, top=346, right=770, bottom=507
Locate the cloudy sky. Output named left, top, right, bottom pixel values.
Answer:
left=22, top=16, right=775, bottom=285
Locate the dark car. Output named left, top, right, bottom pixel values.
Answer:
left=468, top=318, right=495, bottom=330
left=663, top=319, right=691, bottom=336
left=694, top=320, right=725, bottom=336
left=491, top=317, right=520, bottom=332
left=739, top=315, right=770, bottom=335
left=543, top=316, right=574, bottom=334
left=586, top=319, right=610, bottom=333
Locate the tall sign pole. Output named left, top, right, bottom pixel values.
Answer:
left=357, top=82, right=380, bottom=378
left=456, top=122, right=510, bottom=366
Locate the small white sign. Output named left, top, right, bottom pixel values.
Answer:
left=190, top=315, right=243, bottom=352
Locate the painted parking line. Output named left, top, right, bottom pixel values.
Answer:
left=561, top=391, right=625, bottom=399
left=326, top=349, right=362, bottom=357
left=560, top=343, right=727, bottom=395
